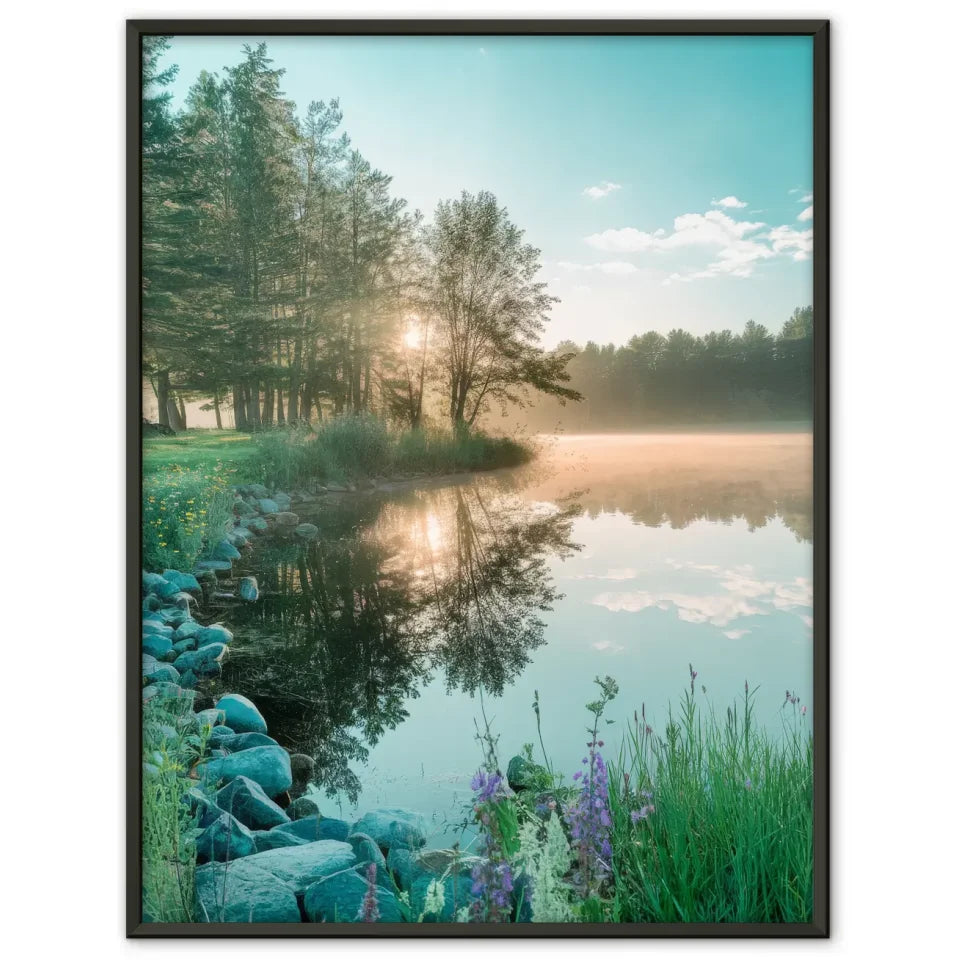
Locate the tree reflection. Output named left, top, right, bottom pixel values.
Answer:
left=219, top=481, right=579, bottom=801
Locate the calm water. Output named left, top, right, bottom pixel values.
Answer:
left=218, top=432, right=813, bottom=846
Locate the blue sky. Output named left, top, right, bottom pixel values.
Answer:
left=163, top=34, right=813, bottom=347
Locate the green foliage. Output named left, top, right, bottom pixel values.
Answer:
left=142, top=462, right=233, bottom=571
left=141, top=699, right=212, bottom=922
left=142, top=430, right=258, bottom=477
left=251, top=417, right=534, bottom=488
left=514, top=813, right=575, bottom=922
left=607, top=685, right=813, bottom=923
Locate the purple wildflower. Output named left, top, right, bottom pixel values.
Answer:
left=469, top=769, right=513, bottom=922
left=563, top=742, right=613, bottom=897
left=358, top=862, right=379, bottom=922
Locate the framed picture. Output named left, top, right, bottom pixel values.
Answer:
left=128, top=18, right=828, bottom=937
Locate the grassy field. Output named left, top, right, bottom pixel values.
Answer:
left=142, top=429, right=259, bottom=477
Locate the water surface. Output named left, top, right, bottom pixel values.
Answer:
left=219, top=432, right=813, bottom=845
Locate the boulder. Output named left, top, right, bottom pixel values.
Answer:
left=214, top=776, right=290, bottom=830
left=157, top=579, right=182, bottom=599
left=142, top=572, right=168, bottom=594
left=184, top=787, right=223, bottom=828
left=275, top=511, right=299, bottom=527
left=212, top=540, right=242, bottom=562
left=173, top=620, right=202, bottom=642
left=273, top=816, right=350, bottom=843
left=215, top=693, right=266, bottom=734
left=287, top=797, right=320, bottom=821
left=248, top=483, right=269, bottom=500
left=194, top=859, right=300, bottom=923
left=294, top=523, right=320, bottom=542
left=238, top=577, right=259, bottom=602
left=194, top=560, right=233, bottom=574
left=179, top=670, right=197, bottom=690
left=347, top=832, right=390, bottom=888
left=303, top=870, right=404, bottom=923
left=351, top=809, right=427, bottom=852
left=144, top=663, right=180, bottom=685
left=142, top=634, right=173, bottom=659
left=196, top=811, right=257, bottom=863
left=233, top=498, right=256, bottom=519
left=199, top=745, right=292, bottom=798
left=196, top=641, right=229, bottom=663
left=235, top=839, right=355, bottom=895
left=157, top=606, right=192, bottom=628
left=253, top=829, right=310, bottom=853
left=246, top=517, right=268, bottom=534
left=216, top=732, right=278, bottom=752
left=506, top=754, right=548, bottom=792
left=257, top=498, right=279, bottom=515
left=142, top=620, right=173, bottom=638
left=195, top=708, right=225, bottom=727
left=206, top=725, right=238, bottom=748
left=141, top=653, right=158, bottom=673
left=198, top=624, right=234, bottom=646
left=142, top=594, right=161, bottom=612
left=289, top=753, right=314, bottom=798
left=172, top=637, right=196, bottom=655
left=162, top=570, right=202, bottom=593
left=171, top=591, right=197, bottom=612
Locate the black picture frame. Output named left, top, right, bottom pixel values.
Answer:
left=127, top=18, right=829, bottom=938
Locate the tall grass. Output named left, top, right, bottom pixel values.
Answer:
left=141, top=698, right=212, bottom=922
left=142, top=463, right=235, bottom=572
left=252, top=417, right=534, bottom=489
left=607, top=685, right=813, bottom=923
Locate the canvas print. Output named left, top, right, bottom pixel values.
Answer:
left=137, top=28, right=821, bottom=930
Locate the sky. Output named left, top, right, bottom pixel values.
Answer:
left=162, top=34, right=813, bottom=348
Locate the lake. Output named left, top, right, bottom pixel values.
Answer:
left=218, top=431, right=813, bottom=846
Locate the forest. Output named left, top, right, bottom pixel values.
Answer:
left=142, top=38, right=578, bottom=433
left=513, top=309, right=813, bottom=432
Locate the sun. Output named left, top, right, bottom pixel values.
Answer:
left=403, top=317, right=424, bottom=349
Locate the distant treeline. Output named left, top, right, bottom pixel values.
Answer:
left=516, top=308, right=813, bottom=430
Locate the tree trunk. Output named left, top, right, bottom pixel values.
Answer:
left=156, top=370, right=171, bottom=427
left=213, top=388, right=223, bottom=430
left=288, top=339, right=301, bottom=422
left=233, top=383, right=248, bottom=431
left=166, top=398, right=185, bottom=432
left=177, top=393, right=187, bottom=430
left=246, top=380, right=262, bottom=430
left=276, top=384, right=285, bottom=424
left=262, top=385, right=274, bottom=426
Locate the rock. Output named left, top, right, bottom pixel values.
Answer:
left=184, top=787, right=223, bottom=828
left=506, top=754, right=548, bottom=792
left=196, top=811, right=257, bottom=863
left=206, top=726, right=238, bottom=748
left=216, top=732, right=278, bottom=752
left=235, top=840, right=355, bottom=895
left=233, top=499, right=256, bottom=519
left=142, top=620, right=173, bottom=638
left=288, top=753, right=315, bottom=799
left=196, top=641, right=229, bottom=663
left=273, top=816, right=350, bottom=843
left=257, top=498, right=279, bottom=514
left=348, top=833, right=390, bottom=887
left=303, top=870, right=403, bottom=923
left=173, top=620, right=202, bottom=642
left=162, top=570, right=202, bottom=593
left=253, top=829, right=310, bottom=853
left=246, top=517, right=268, bottom=533
left=194, top=859, right=300, bottom=923
left=172, top=637, right=196, bottom=655
left=142, top=634, right=173, bottom=659
left=142, top=572, right=168, bottom=594
left=142, top=653, right=158, bottom=672
left=157, top=579, right=182, bottom=599
left=294, top=523, right=320, bottom=542
left=157, top=606, right=192, bottom=628
left=194, top=560, right=233, bottom=573
left=144, top=663, right=180, bottom=685
left=238, top=577, right=259, bottom=602
left=274, top=511, right=299, bottom=527
left=142, top=594, right=161, bottom=612
left=198, top=624, right=234, bottom=646
left=326, top=483, right=348, bottom=493
left=351, top=809, right=427, bottom=852
left=214, top=775, right=290, bottom=830
left=215, top=693, right=267, bottom=734
left=212, top=539, right=242, bottom=561
left=248, top=483, right=269, bottom=500
left=199, top=745, right=292, bottom=798
left=171, top=591, right=197, bottom=612
left=179, top=670, right=198, bottom=689
left=226, top=529, right=250, bottom=548
left=287, top=797, right=320, bottom=821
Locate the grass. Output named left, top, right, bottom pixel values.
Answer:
left=143, top=429, right=259, bottom=477
left=141, top=697, right=212, bottom=923
left=251, top=417, right=534, bottom=489
left=606, top=685, right=813, bottom=923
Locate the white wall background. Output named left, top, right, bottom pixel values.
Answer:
left=3, top=0, right=957, bottom=955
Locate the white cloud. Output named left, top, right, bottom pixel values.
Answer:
left=798, top=205, right=813, bottom=222
left=711, top=195, right=747, bottom=209
left=569, top=567, right=637, bottom=581
left=800, top=192, right=813, bottom=203
left=557, top=259, right=638, bottom=275
left=582, top=181, right=622, bottom=200
left=592, top=639, right=625, bottom=653
left=766, top=224, right=814, bottom=261
left=572, top=284, right=591, bottom=294
left=479, top=47, right=487, bottom=55
left=723, top=629, right=751, bottom=640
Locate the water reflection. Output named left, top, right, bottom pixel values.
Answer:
left=221, top=480, right=579, bottom=801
